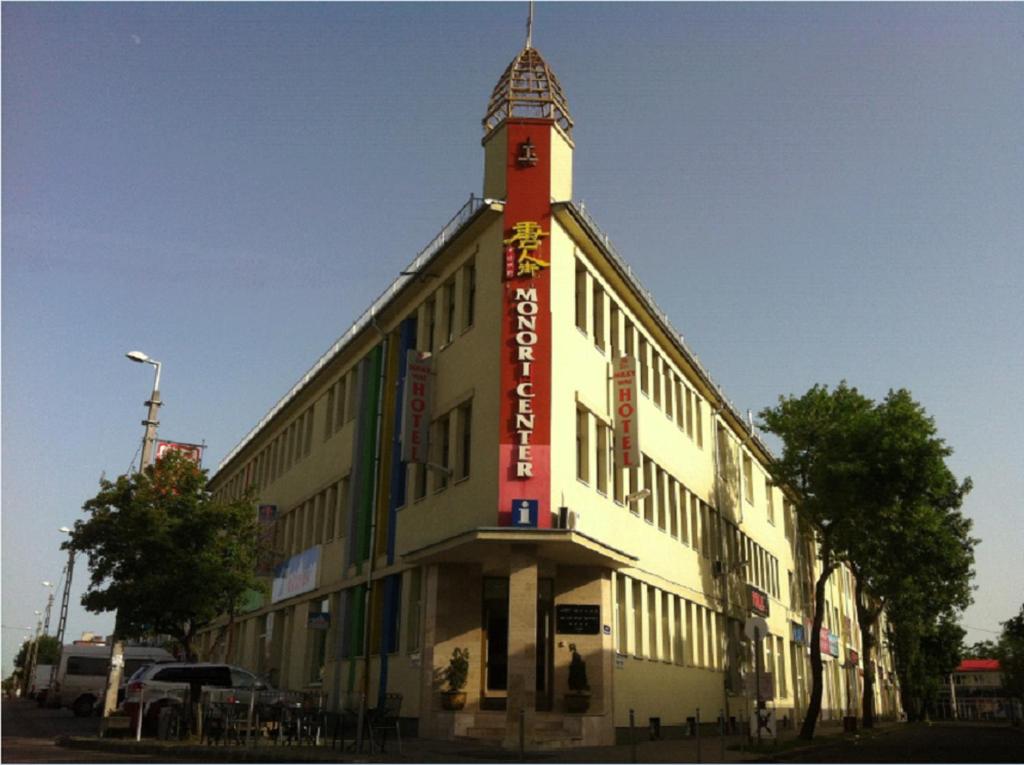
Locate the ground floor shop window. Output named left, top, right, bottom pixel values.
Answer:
left=307, top=599, right=330, bottom=684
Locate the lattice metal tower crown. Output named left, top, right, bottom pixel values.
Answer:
left=483, top=47, right=574, bottom=141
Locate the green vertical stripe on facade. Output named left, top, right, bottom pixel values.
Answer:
left=345, top=583, right=366, bottom=693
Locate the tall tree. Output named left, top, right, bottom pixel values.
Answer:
left=760, top=383, right=975, bottom=736
left=759, top=382, right=875, bottom=739
left=67, top=450, right=266, bottom=661
left=995, top=604, right=1024, bottom=701
left=13, top=635, right=61, bottom=668
left=845, top=389, right=974, bottom=727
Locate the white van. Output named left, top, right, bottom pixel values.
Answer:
left=54, top=644, right=173, bottom=716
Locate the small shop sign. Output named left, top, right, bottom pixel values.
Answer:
left=748, top=585, right=770, bottom=617
left=556, top=604, right=600, bottom=635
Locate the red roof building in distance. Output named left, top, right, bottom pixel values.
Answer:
left=957, top=658, right=1000, bottom=672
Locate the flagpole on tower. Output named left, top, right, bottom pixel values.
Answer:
left=526, top=0, right=534, bottom=49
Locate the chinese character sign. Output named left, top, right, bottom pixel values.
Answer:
left=504, top=221, right=550, bottom=278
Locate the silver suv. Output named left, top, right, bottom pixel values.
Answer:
left=122, top=662, right=271, bottom=731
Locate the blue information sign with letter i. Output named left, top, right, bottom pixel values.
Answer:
left=511, top=499, right=538, bottom=527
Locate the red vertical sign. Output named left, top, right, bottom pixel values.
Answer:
left=498, top=120, right=554, bottom=527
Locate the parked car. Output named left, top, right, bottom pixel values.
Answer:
left=53, top=644, right=173, bottom=717
left=122, top=662, right=271, bottom=733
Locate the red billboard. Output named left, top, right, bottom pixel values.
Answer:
left=156, top=440, right=203, bottom=466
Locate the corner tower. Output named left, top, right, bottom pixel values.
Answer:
left=487, top=42, right=574, bottom=529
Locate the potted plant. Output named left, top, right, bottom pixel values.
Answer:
left=441, top=647, right=469, bottom=711
left=564, top=643, right=591, bottom=713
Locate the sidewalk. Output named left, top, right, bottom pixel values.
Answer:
left=57, top=720, right=903, bottom=763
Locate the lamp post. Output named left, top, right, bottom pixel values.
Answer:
left=47, top=527, right=76, bottom=705
left=23, top=611, right=43, bottom=697
left=100, top=351, right=163, bottom=731
left=126, top=350, right=162, bottom=470
left=41, top=581, right=55, bottom=635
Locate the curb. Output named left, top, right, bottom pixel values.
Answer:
left=55, top=735, right=339, bottom=763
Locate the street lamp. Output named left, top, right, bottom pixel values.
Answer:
left=125, top=350, right=162, bottom=470
left=99, top=352, right=164, bottom=728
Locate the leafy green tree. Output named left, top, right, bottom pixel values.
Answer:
left=967, top=640, right=999, bottom=659
left=67, top=450, right=266, bottom=661
left=760, top=383, right=975, bottom=736
left=995, top=604, right=1024, bottom=700
left=844, top=389, right=975, bottom=727
left=759, top=382, right=875, bottom=739
left=13, top=635, right=61, bottom=668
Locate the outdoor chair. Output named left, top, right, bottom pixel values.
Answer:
left=367, top=692, right=402, bottom=754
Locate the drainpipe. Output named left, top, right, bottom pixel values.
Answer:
left=356, top=320, right=388, bottom=750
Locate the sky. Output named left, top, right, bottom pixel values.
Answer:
left=3, top=2, right=1022, bottom=675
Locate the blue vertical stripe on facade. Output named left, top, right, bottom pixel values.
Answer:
left=377, top=318, right=415, bottom=705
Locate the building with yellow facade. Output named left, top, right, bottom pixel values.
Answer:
left=201, top=38, right=901, bottom=748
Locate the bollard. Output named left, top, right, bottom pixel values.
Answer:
left=135, top=686, right=145, bottom=742
left=246, top=689, right=256, bottom=747
left=695, top=707, right=701, bottom=764
left=629, top=708, right=637, bottom=764
left=519, top=707, right=525, bottom=758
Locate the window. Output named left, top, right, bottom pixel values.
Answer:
left=425, top=298, right=436, bottom=353
left=673, top=596, right=685, bottom=666
left=304, top=407, right=314, bottom=457
left=695, top=605, right=706, bottom=666
left=324, top=387, right=335, bottom=441
left=610, top=304, right=621, bottom=359
left=656, top=467, right=667, bottom=531
left=685, top=387, right=695, bottom=438
left=639, top=337, right=649, bottom=394
left=406, top=568, right=422, bottom=653
left=593, top=282, right=605, bottom=351
left=647, top=585, right=658, bottom=660
left=307, top=598, right=330, bottom=684
left=444, top=279, right=456, bottom=345
left=678, top=486, right=690, bottom=545
left=325, top=484, right=337, bottom=540
left=615, top=574, right=628, bottom=654
left=456, top=400, right=472, bottom=480
left=695, top=396, right=704, bottom=448
left=575, top=260, right=587, bottom=332
left=576, top=407, right=590, bottom=483
left=743, top=454, right=754, bottom=503
left=660, top=590, right=671, bottom=663
left=665, top=368, right=674, bottom=420
left=642, top=456, right=655, bottom=523
left=313, top=493, right=324, bottom=544
left=668, top=478, right=679, bottom=538
left=624, top=319, right=635, bottom=359
left=436, top=416, right=451, bottom=491
left=631, top=579, right=643, bottom=657
left=414, top=462, right=427, bottom=501
left=345, top=371, right=358, bottom=423
left=766, top=478, right=775, bottom=524
left=335, top=377, right=347, bottom=432
left=596, top=421, right=609, bottom=494
left=611, top=433, right=623, bottom=504
left=652, top=355, right=662, bottom=408
left=463, top=261, right=476, bottom=329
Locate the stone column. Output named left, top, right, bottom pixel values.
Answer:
left=504, top=545, right=538, bottom=749
left=418, top=564, right=441, bottom=739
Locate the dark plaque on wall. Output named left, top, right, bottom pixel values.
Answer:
left=556, top=604, right=600, bottom=635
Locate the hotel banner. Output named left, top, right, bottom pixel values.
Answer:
left=613, top=356, right=640, bottom=469
left=400, top=350, right=433, bottom=463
